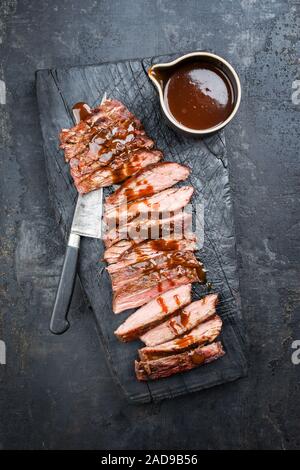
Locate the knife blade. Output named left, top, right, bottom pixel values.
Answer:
left=50, top=93, right=106, bottom=335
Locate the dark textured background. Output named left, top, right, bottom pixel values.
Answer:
left=0, top=0, right=299, bottom=450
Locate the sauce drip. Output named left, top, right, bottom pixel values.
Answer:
left=157, top=296, right=168, bottom=314
left=168, top=310, right=190, bottom=335
left=196, top=264, right=207, bottom=284
left=191, top=350, right=205, bottom=365
left=151, top=61, right=235, bottom=130
left=150, top=239, right=180, bottom=251
left=123, top=183, right=154, bottom=203
left=72, top=102, right=92, bottom=123
left=175, top=335, right=194, bottom=348
left=174, top=294, right=181, bottom=307
left=180, top=310, right=190, bottom=328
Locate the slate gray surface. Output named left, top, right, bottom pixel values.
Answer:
left=36, top=54, right=247, bottom=402
left=0, top=0, right=299, bottom=449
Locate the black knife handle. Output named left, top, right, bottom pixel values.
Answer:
left=50, top=234, right=80, bottom=335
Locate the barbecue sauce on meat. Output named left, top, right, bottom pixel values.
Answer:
left=69, top=100, right=154, bottom=191
left=124, top=184, right=154, bottom=202
left=72, top=102, right=92, bottom=122
left=175, top=335, right=194, bottom=348
left=150, top=61, right=234, bottom=130
left=117, top=252, right=203, bottom=283
left=196, top=264, right=207, bottom=284
left=180, top=310, right=190, bottom=327
left=168, top=310, right=190, bottom=334
left=150, top=239, right=180, bottom=251
left=191, top=350, right=206, bottom=365
left=157, top=296, right=168, bottom=314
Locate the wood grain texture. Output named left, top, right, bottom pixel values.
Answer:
left=36, top=54, right=247, bottom=403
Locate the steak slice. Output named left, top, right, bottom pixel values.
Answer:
left=60, top=99, right=143, bottom=160
left=103, top=234, right=197, bottom=266
left=71, top=148, right=161, bottom=181
left=105, top=162, right=190, bottom=206
left=140, top=294, right=219, bottom=346
left=75, top=149, right=162, bottom=194
left=103, top=240, right=135, bottom=264
left=135, top=341, right=225, bottom=381
left=103, top=210, right=192, bottom=248
left=138, top=315, right=222, bottom=361
left=114, top=284, right=192, bottom=342
left=110, top=251, right=202, bottom=291
left=113, top=266, right=202, bottom=314
left=71, top=134, right=154, bottom=179
left=104, top=186, right=194, bottom=226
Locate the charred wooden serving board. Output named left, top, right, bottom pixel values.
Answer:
left=36, top=53, right=247, bottom=403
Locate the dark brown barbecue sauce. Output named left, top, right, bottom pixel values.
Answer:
left=180, top=310, right=190, bottom=327
left=150, top=61, right=235, bottom=130
left=72, top=102, right=92, bottom=122
left=150, top=239, right=180, bottom=251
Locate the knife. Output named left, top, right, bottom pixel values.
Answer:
left=50, top=93, right=106, bottom=335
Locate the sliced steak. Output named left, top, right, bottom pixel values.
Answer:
left=107, top=236, right=197, bottom=273
left=114, top=284, right=192, bottom=341
left=104, top=186, right=194, bottom=226
left=135, top=341, right=225, bottom=381
left=71, top=148, right=161, bottom=181
left=113, top=266, right=203, bottom=314
left=138, top=314, right=222, bottom=361
left=103, top=240, right=135, bottom=264
left=140, top=294, right=218, bottom=346
left=60, top=99, right=143, bottom=160
left=103, top=210, right=192, bottom=248
left=60, top=99, right=161, bottom=194
left=106, top=162, right=190, bottom=206
left=75, top=149, right=162, bottom=194
left=103, top=233, right=197, bottom=266
left=110, top=251, right=202, bottom=291
left=71, top=134, right=154, bottom=179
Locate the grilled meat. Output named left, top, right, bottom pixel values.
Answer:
left=114, top=284, right=192, bottom=341
left=138, top=314, right=222, bottom=361
left=140, top=294, right=219, bottom=346
left=103, top=233, right=197, bottom=266
left=113, top=265, right=203, bottom=314
left=109, top=251, right=202, bottom=292
left=104, top=186, right=194, bottom=227
left=105, top=162, right=190, bottom=206
left=103, top=210, right=192, bottom=248
left=59, top=99, right=160, bottom=194
left=103, top=239, right=135, bottom=264
left=60, top=99, right=144, bottom=161
left=135, top=341, right=225, bottom=381
left=59, top=98, right=224, bottom=383
left=76, top=149, right=162, bottom=193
